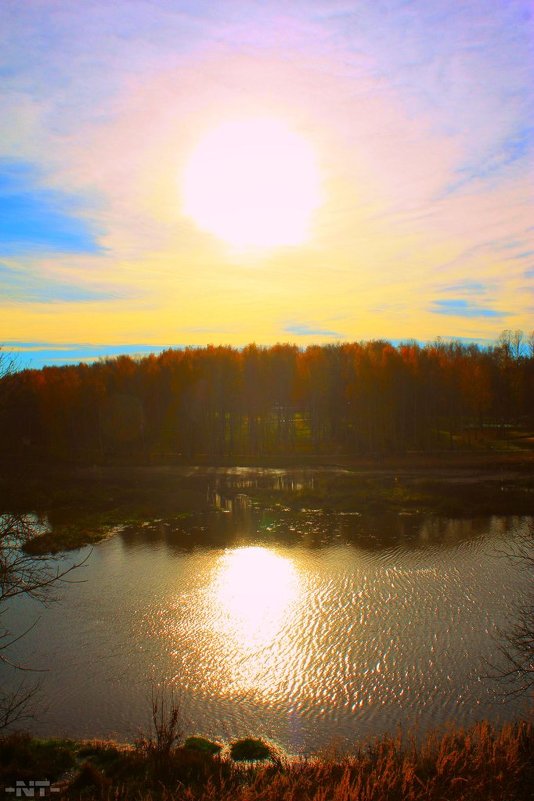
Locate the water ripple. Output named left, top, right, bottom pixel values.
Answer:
left=1, top=514, right=531, bottom=750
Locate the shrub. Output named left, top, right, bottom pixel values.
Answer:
left=77, top=741, right=122, bottom=767
left=135, top=686, right=182, bottom=770
left=69, top=761, right=110, bottom=793
left=230, top=738, right=273, bottom=761
left=0, top=732, right=76, bottom=783
left=184, top=736, right=222, bottom=755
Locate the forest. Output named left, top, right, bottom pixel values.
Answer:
left=1, top=331, right=533, bottom=462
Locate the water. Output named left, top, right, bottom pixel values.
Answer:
left=1, top=469, right=532, bottom=753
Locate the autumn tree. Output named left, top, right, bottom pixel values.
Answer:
left=0, top=333, right=532, bottom=461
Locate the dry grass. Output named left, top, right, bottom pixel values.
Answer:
left=2, top=719, right=529, bottom=801
left=197, top=721, right=534, bottom=801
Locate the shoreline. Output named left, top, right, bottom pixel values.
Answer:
left=2, top=453, right=533, bottom=554
left=1, top=718, right=532, bottom=800
left=4, top=447, right=534, bottom=470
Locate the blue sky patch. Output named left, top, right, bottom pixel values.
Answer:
left=431, top=299, right=507, bottom=318
left=4, top=343, right=173, bottom=371
left=2, top=335, right=503, bottom=373
left=0, top=160, right=101, bottom=255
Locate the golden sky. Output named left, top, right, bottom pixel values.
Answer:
left=1, top=1, right=532, bottom=367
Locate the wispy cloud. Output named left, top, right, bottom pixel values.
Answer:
left=443, top=126, right=533, bottom=196
left=284, top=323, right=343, bottom=337
left=182, top=327, right=235, bottom=334
left=443, top=280, right=487, bottom=295
left=430, top=299, right=507, bottom=318
left=511, top=250, right=534, bottom=261
left=0, top=1, right=532, bottom=346
left=0, top=262, right=119, bottom=304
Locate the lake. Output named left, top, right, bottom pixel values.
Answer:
left=1, top=468, right=532, bottom=753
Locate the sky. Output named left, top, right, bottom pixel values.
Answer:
left=1, top=0, right=533, bottom=369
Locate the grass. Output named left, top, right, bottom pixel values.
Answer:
left=22, top=523, right=116, bottom=555
left=0, top=732, right=76, bottom=784
left=0, top=720, right=532, bottom=800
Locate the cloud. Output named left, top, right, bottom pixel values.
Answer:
left=511, top=250, right=534, bottom=261
left=443, top=126, right=533, bottom=195
left=284, top=323, right=343, bottom=337
left=183, top=327, right=235, bottom=334
left=0, top=1, right=532, bottom=345
left=430, top=299, right=507, bottom=318
left=440, top=281, right=488, bottom=295
left=0, top=262, right=121, bottom=304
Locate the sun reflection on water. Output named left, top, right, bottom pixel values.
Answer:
left=208, top=546, right=302, bottom=694
left=214, top=546, right=300, bottom=648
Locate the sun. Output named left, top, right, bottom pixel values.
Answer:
left=181, top=117, right=322, bottom=249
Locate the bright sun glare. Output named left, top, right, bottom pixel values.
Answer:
left=181, top=118, right=322, bottom=249
left=213, top=546, right=299, bottom=650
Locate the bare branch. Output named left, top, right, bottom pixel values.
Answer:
left=0, top=680, right=41, bottom=730
left=489, top=523, right=534, bottom=697
left=0, top=509, right=88, bottom=727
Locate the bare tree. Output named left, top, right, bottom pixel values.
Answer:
left=494, top=524, right=534, bottom=698
left=0, top=512, right=86, bottom=728
left=498, top=328, right=525, bottom=360
left=0, top=350, right=86, bottom=728
left=510, top=329, right=524, bottom=360
left=0, top=349, right=16, bottom=414
left=0, top=513, right=83, bottom=607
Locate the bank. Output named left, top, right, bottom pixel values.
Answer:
left=1, top=718, right=532, bottom=800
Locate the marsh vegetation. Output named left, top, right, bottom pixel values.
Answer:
left=0, top=720, right=532, bottom=800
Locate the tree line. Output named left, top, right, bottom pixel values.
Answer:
left=1, top=331, right=533, bottom=461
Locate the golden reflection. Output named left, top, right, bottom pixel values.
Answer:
left=212, top=546, right=301, bottom=674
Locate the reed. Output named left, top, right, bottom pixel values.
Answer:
left=1, top=719, right=532, bottom=800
